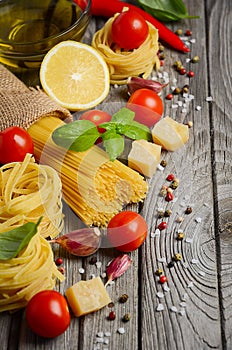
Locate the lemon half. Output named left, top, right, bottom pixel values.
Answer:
left=40, top=41, right=110, bottom=111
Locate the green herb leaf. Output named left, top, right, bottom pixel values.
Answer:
left=52, top=120, right=100, bottom=152
left=52, top=108, right=152, bottom=160
left=102, top=131, right=124, bottom=161
left=111, top=107, right=135, bottom=124
left=117, top=121, right=151, bottom=141
left=137, top=0, right=199, bottom=21
left=0, top=217, right=42, bottom=260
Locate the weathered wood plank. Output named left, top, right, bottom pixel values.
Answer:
left=206, top=0, right=232, bottom=349
left=140, top=0, right=222, bottom=348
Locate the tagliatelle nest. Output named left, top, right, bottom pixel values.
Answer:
left=92, top=15, right=160, bottom=85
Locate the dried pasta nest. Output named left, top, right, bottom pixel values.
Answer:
left=92, top=15, right=160, bottom=85
left=0, top=154, right=64, bottom=238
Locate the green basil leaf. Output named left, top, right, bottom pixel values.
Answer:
left=99, top=122, right=117, bottom=132
left=102, top=131, right=125, bottom=161
left=0, top=217, right=42, bottom=260
left=137, top=0, right=199, bottom=21
left=52, top=120, right=100, bottom=152
left=117, top=121, right=152, bottom=141
left=111, top=107, right=135, bottom=124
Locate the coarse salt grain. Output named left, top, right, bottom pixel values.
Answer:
left=171, top=104, right=179, bottom=109
left=198, top=270, right=206, bottom=276
left=156, top=292, right=164, bottom=298
left=191, top=259, right=199, bottom=264
left=182, top=293, right=189, bottom=301
left=181, top=108, right=188, bottom=113
left=185, top=237, right=193, bottom=243
left=151, top=230, right=160, bottom=238
left=97, top=332, right=104, bottom=338
left=90, top=274, right=96, bottom=279
left=183, top=262, right=189, bottom=269
left=186, top=58, right=191, bottom=63
left=157, top=164, right=165, bottom=171
left=196, top=105, right=202, bottom=111
left=170, top=306, right=178, bottom=313
left=95, top=261, right=102, bottom=269
left=179, top=309, right=186, bottom=316
left=101, top=272, right=106, bottom=278
left=117, top=327, right=125, bottom=334
left=206, top=96, right=213, bottom=102
left=79, top=268, right=85, bottom=274
left=104, top=332, right=111, bottom=337
left=188, top=281, right=194, bottom=288
left=195, top=217, right=202, bottom=223
left=189, top=38, right=196, bottom=43
left=156, top=303, right=164, bottom=311
left=179, top=302, right=187, bottom=308
left=163, top=284, right=170, bottom=292
left=104, top=339, right=110, bottom=345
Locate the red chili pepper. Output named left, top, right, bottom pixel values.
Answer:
left=75, top=0, right=190, bottom=53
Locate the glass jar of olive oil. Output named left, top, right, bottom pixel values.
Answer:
left=0, top=0, right=91, bottom=85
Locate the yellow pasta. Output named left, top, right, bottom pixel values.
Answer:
left=92, top=15, right=160, bottom=85
left=28, top=116, right=148, bottom=227
left=0, top=154, right=64, bottom=238
left=0, top=232, right=64, bottom=312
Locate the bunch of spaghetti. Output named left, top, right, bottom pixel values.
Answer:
left=0, top=231, right=64, bottom=312
left=28, top=117, right=148, bottom=227
left=92, top=14, right=160, bottom=85
left=0, top=154, right=64, bottom=238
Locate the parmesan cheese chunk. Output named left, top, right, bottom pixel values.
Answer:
left=65, top=277, right=111, bottom=317
left=151, top=116, right=189, bottom=151
left=128, top=139, right=161, bottom=178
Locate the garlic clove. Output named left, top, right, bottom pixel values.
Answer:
left=52, top=227, right=101, bottom=257
left=105, top=254, right=132, bottom=286
left=127, top=76, right=168, bottom=95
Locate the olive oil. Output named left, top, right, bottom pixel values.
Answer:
left=0, top=0, right=89, bottom=84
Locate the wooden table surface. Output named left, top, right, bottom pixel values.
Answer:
left=1, top=0, right=232, bottom=349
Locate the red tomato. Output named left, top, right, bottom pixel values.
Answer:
left=127, top=88, right=164, bottom=127
left=0, top=126, right=34, bottom=164
left=107, top=211, right=148, bottom=252
left=79, top=110, right=112, bottom=133
left=111, top=10, right=149, bottom=50
left=26, top=290, right=70, bottom=338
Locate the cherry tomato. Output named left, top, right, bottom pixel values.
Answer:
left=107, top=211, right=148, bottom=252
left=79, top=110, right=112, bottom=133
left=26, top=290, right=70, bottom=338
left=127, top=88, right=164, bottom=127
left=0, top=126, right=34, bottom=164
left=111, top=10, right=149, bottom=50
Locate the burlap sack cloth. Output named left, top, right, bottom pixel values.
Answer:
left=0, top=64, right=73, bottom=132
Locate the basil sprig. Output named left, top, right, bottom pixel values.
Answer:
left=52, top=107, right=151, bottom=161
left=136, top=0, right=199, bottom=21
left=0, top=217, right=42, bottom=260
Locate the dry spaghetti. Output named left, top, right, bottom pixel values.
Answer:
left=0, top=231, right=64, bottom=312
left=28, top=116, right=148, bottom=227
left=92, top=14, right=160, bottom=85
left=0, top=154, right=64, bottom=238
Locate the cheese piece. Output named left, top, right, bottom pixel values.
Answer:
left=151, top=116, right=189, bottom=151
left=128, top=139, right=161, bottom=178
left=65, top=277, right=111, bottom=317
